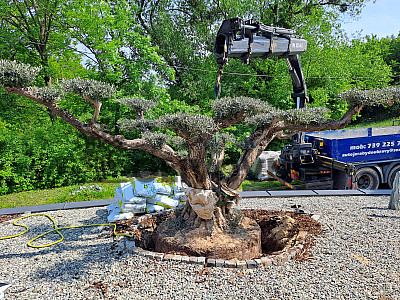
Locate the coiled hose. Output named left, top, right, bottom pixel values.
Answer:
left=0, top=213, right=132, bottom=248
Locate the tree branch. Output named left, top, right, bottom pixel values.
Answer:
left=82, top=96, right=102, bottom=126
left=276, top=104, right=364, bottom=132
left=213, top=0, right=227, bottom=19
left=224, top=103, right=364, bottom=189
left=3, top=85, right=182, bottom=166
left=215, top=112, right=246, bottom=131
left=223, top=127, right=276, bottom=190
left=276, top=131, right=296, bottom=139
left=293, top=0, right=348, bottom=15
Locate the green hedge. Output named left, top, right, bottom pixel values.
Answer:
left=0, top=119, right=174, bottom=195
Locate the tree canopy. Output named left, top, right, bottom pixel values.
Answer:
left=2, top=60, right=400, bottom=192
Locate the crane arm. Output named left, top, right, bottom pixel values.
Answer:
left=214, top=18, right=308, bottom=109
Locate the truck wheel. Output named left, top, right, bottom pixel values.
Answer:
left=388, top=165, right=400, bottom=189
left=355, top=167, right=380, bottom=190
left=276, top=167, right=292, bottom=183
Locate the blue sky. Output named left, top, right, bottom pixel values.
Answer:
left=340, top=0, right=400, bottom=38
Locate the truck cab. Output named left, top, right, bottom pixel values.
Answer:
left=275, top=126, right=400, bottom=190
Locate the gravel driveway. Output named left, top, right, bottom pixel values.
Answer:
left=0, top=195, right=399, bottom=299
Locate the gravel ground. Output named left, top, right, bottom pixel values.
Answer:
left=0, top=195, right=399, bottom=300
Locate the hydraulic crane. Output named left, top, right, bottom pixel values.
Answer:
left=214, top=18, right=323, bottom=188
left=214, top=17, right=308, bottom=110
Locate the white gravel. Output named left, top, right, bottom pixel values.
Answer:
left=0, top=195, right=399, bottom=299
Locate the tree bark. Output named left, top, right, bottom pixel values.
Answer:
left=181, top=201, right=230, bottom=235
left=178, top=142, right=212, bottom=190
left=181, top=203, right=216, bottom=234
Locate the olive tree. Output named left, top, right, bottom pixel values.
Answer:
left=1, top=59, right=399, bottom=233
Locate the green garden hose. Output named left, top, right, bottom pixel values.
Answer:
left=0, top=213, right=132, bottom=248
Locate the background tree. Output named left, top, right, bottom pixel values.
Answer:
left=134, top=0, right=375, bottom=101
left=0, top=0, right=72, bottom=86
left=0, top=0, right=178, bottom=195
left=383, top=34, right=400, bottom=84
left=133, top=0, right=390, bottom=163
left=0, top=0, right=397, bottom=197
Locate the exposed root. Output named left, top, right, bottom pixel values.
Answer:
left=154, top=210, right=262, bottom=260
left=215, top=207, right=227, bottom=230
left=181, top=204, right=190, bottom=218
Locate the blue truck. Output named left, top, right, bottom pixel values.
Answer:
left=273, top=126, right=400, bottom=190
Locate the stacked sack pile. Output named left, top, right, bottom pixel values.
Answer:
left=107, top=177, right=187, bottom=222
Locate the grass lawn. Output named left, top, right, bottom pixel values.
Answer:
left=240, top=179, right=287, bottom=191
left=0, top=179, right=124, bottom=209
left=346, top=118, right=396, bottom=129
left=0, top=176, right=177, bottom=209
left=0, top=175, right=291, bottom=209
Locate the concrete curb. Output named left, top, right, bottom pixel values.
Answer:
left=124, top=236, right=306, bottom=269
left=0, top=189, right=391, bottom=215
left=0, top=199, right=116, bottom=215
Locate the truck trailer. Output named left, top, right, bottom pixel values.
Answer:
left=273, top=126, right=400, bottom=190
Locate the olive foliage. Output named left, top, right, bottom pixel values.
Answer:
left=2, top=59, right=399, bottom=191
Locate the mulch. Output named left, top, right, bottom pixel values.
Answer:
left=0, top=214, right=22, bottom=224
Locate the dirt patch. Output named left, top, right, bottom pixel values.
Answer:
left=155, top=212, right=261, bottom=260
left=116, top=208, right=322, bottom=261
left=242, top=209, right=322, bottom=259
left=0, top=214, right=22, bottom=224
left=116, top=212, right=175, bottom=250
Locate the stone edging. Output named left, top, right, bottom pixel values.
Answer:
left=116, top=211, right=321, bottom=269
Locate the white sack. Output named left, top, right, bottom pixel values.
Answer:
left=153, top=194, right=179, bottom=208
left=134, top=178, right=157, bottom=197
left=153, top=182, right=172, bottom=195
left=173, top=176, right=184, bottom=193
left=120, top=182, right=135, bottom=200
left=124, top=196, right=147, bottom=204
left=107, top=210, right=134, bottom=222
left=173, top=191, right=187, bottom=202
left=114, top=187, right=123, bottom=202
left=107, top=202, right=120, bottom=214
left=146, top=203, right=165, bottom=213
left=122, top=202, right=147, bottom=213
